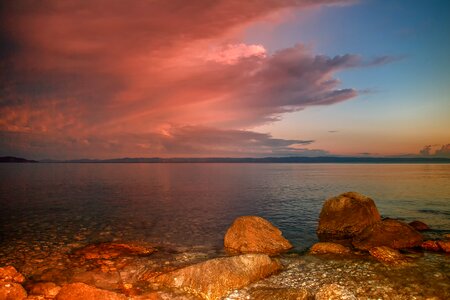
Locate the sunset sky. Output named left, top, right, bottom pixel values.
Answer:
left=1, top=0, right=449, bottom=159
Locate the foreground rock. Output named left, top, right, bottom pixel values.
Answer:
left=352, top=219, right=423, bottom=250
left=315, top=283, right=356, bottom=300
left=29, top=282, right=61, bottom=298
left=0, top=266, right=25, bottom=283
left=368, top=246, right=411, bottom=265
left=421, top=240, right=441, bottom=252
left=437, top=240, right=450, bottom=253
left=224, top=216, right=292, bottom=255
left=0, top=282, right=27, bottom=300
left=249, top=287, right=309, bottom=300
left=317, top=192, right=381, bottom=244
left=408, top=220, right=430, bottom=231
left=74, top=242, right=155, bottom=260
left=309, top=242, right=351, bottom=255
left=55, top=282, right=126, bottom=300
left=151, top=254, right=281, bottom=300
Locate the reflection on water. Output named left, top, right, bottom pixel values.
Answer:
left=0, top=163, right=449, bottom=298
left=1, top=163, right=449, bottom=249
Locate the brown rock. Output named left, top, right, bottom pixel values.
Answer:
left=0, top=282, right=27, bottom=300
left=408, top=220, right=430, bottom=231
left=352, top=219, right=423, bottom=250
left=70, top=270, right=121, bottom=290
left=151, top=254, right=281, bottom=300
left=250, top=287, right=309, bottom=300
left=317, top=192, right=381, bottom=244
left=29, top=282, right=61, bottom=298
left=224, top=216, right=292, bottom=255
left=309, top=242, right=351, bottom=255
left=421, top=240, right=441, bottom=252
left=74, top=242, right=155, bottom=260
left=55, top=283, right=126, bottom=300
left=315, top=283, right=356, bottom=300
left=437, top=240, right=450, bottom=253
left=368, top=246, right=411, bottom=265
left=0, top=266, right=26, bottom=283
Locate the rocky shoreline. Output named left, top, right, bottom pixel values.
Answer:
left=1, top=192, right=449, bottom=299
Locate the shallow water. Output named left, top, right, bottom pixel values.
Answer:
left=1, top=163, right=449, bottom=298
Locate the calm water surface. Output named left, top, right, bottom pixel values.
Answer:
left=1, top=163, right=449, bottom=250
left=0, top=163, right=449, bottom=299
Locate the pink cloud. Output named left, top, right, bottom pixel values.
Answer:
left=1, top=0, right=381, bottom=159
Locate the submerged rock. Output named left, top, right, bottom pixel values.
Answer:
left=249, top=287, right=309, bottom=300
left=74, top=242, right=155, bottom=260
left=0, top=282, right=27, bottom=300
left=368, top=246, right=411, bottom=265
left=408, top=220, right=430, bottom=231
left=55, top=282, right=126, bottom=300
left=309, top=242, right=351, bottom=255
left=70, top=269, right=122, bottom=290
left=151, top=254, right=281, bottom=300
left=315, top=283, right=356, bottom=300
left=352, top=219, right=423, bottom=250
left=317, top=192, right=381, bottom=244
left=421, top=240, right=441, bottom=252
left=0, top=266, right=25, bottom=283
left=131, top=290, right=201, bottom=300
left=224, top=216, right=292, bottom=255
left=29, top=282, right=61, bottom=298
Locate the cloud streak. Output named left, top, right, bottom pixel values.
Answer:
left=1, top=0, right=392, bottom=158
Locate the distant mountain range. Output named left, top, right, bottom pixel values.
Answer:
left=0, top=156, right=38, bottom=163
left=2, top=156, right=450, bottom=164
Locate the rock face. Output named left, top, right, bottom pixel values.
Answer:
left=0, top=266, right=25, bottom=283
left=74, top=242, right=155, bottom=260
left=309, top=242, right=351, bottom=255
left=315, top=283, right=356, bottom=300
left=55, top=282, right=127, bottom=300
left=408, top=220, right=430, bottom=231
left=368, top=246, right=410, bottom=265
left=151, top=254, right=281, bottom=300
left=352, top=219, right=423, bottom=250
left=0, top=282, right=27, bottom=300
left=224, top=216, right=292, bottom=255
left=250, top=287, right=309, bottom=300
left=317, top=192, right=381, bottom=244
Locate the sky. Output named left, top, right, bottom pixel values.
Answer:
left=0, top=0, right=449, bottom=159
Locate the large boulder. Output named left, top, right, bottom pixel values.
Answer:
left=55, top=282, right=126, bottom=300
left=151, top=254, right=281, bottom=300
left=0, top=282, right=27, bottom=300
left=352, top=219, right=423, bottom=250
left=224, top=216, right=292, bottom=255
left=368, top=246, right=411, bottom=265
left=317, top=192, right=381, bottom=244
left=408, top=220, right=430, bottom=231
left=309, top=242, right=351, bottom=255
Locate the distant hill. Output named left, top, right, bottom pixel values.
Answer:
left=0, top=156, right=38, bottom=163
left=41, top=156, right=450, bottom=164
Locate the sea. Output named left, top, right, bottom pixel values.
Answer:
left=1, top=163, right=449, bottom=299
